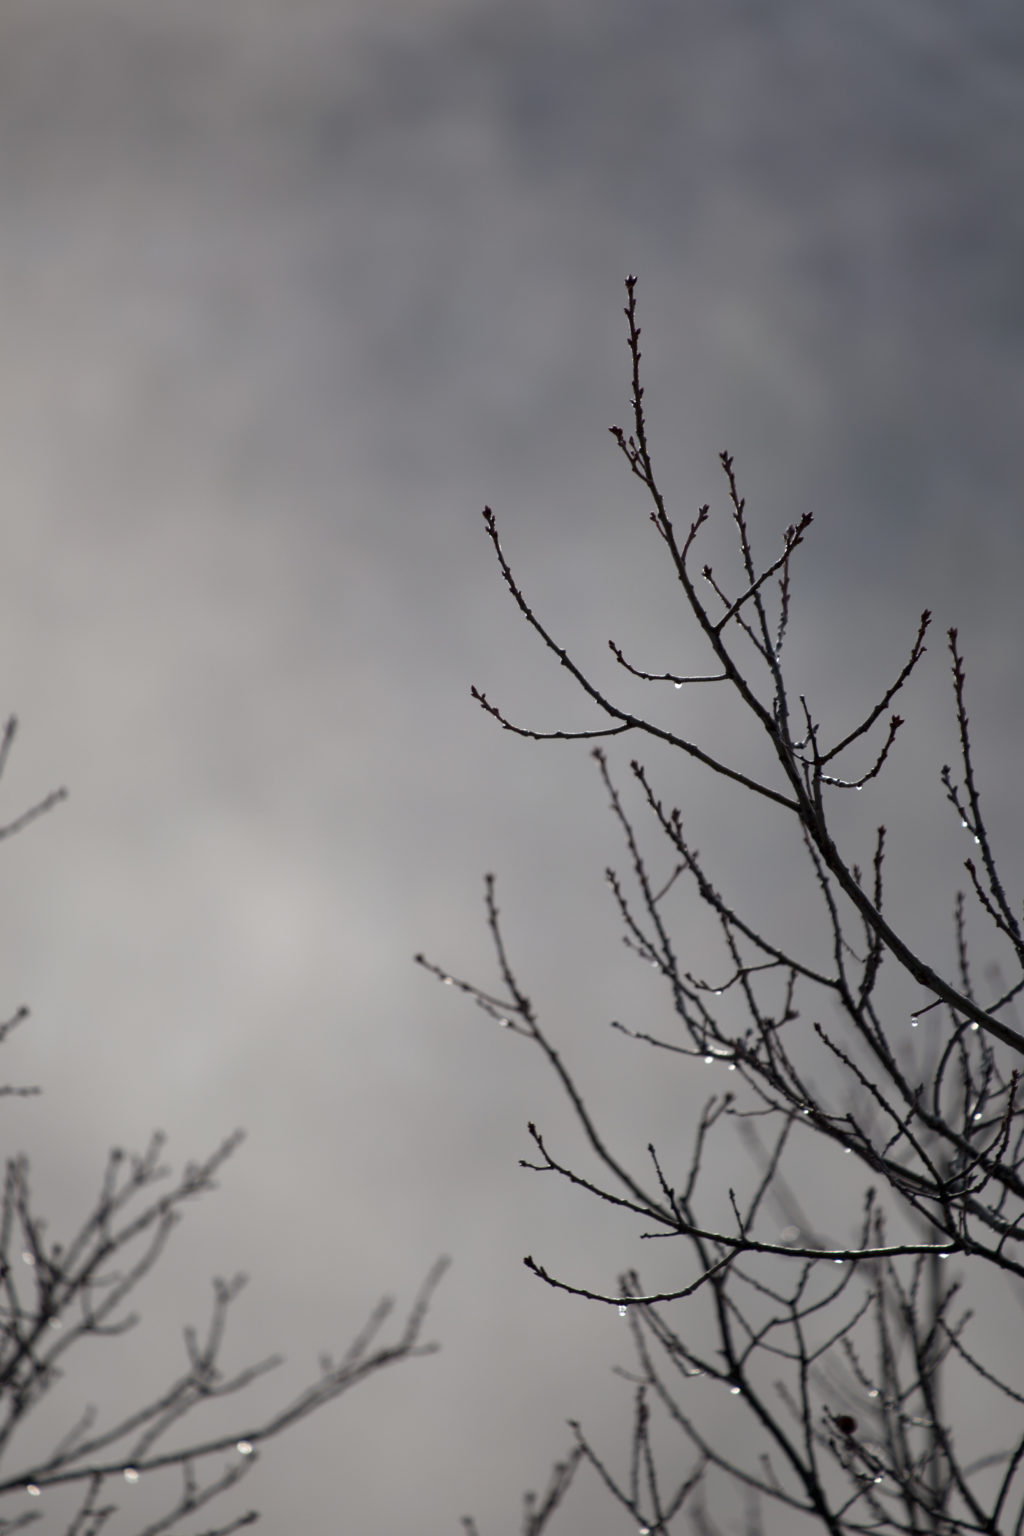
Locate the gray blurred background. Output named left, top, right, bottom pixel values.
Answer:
left=0, top=1, right=1022, bottom=1531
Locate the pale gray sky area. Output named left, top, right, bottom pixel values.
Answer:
left=1, top=2, right=1022, bottom=1531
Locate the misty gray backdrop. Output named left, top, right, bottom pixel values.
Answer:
left=1, top=1, right=1022, bottom=1531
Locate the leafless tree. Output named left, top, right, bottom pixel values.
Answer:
left=421, top=277, right=1024, bottom=1534
left=0, top=716, right=447, bottom=1535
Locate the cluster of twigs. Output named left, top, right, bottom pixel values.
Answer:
left=0, top=718, right=447, bottom=1534
left=421, top=278, right=1024, bottom=1534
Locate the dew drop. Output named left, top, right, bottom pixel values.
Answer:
left=834, top=1258, right=845, bottom=1265
left=498, top=1018, right=511, bottom=1028
left=674, top=681, right=684, bottom=690
left=910, top=1017, right=919, bottom=1028
left=618, top=1304, right=627, bottom=1318
left=442, top=976, right=453, bottom=986
left=873, top=1475, right=883, bottom=1485
left=961, top=819, right=969, bottom=829
left=970, top=1021, right=979, bottom=1032
left=974, top=836, right=981, bottom=845
left=123, top=1468, right=139, bottom=1485
left=856, top=785, right=862, bottom=792
left=237, top=1441, right=254, bottom=1456
left=713, top=989, right=723, bottom=996
left=21, top=1251, right=34, bottom=1267
left=26, top=1485, right=40, bottom=1498
left=844, top=1147, right=852, bottom=1154
left=704, top=1056, right=714, bottom=1065
left=973, top=1111, right=983, bottom=1122
left=728, top=1063, right=737, bottom=1071
left=868, top=1388, right=879, bottom=1398
left=730, top=1385, right=741, bottom=1395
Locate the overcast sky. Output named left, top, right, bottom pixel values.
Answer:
left=1, top=2, right=1022, bottom=1531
